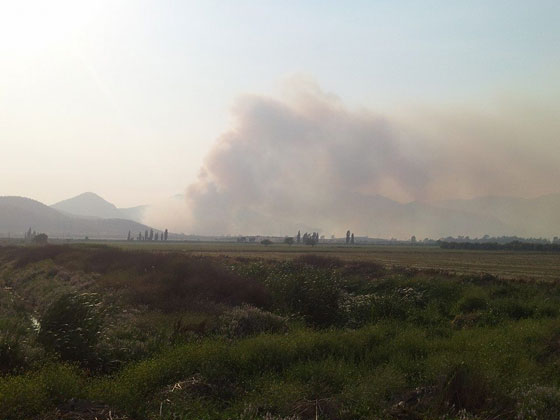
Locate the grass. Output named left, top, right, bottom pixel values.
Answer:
left=88, top=240, right=560, bottom=281
left=3, top=320, right=560, bottom=419
left=2, top=244, right=560, bottom=419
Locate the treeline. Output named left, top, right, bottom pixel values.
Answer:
left=439, top=235, right=559, bottom=244
left=23, top=228, right=48, bottom=244
left=127, top=228, right=168, bottom=241
left=440, top=240, right=560, bottom=252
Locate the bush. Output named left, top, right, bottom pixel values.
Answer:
left=216, top=305, right=288, bottom=339
left=295, top=254, right=343, bottom=269
left=264, top=263, right=342, bottom=327
left=493, top=298, right=534, bottom=320
left=0, top=322, right=28, bottom=374
left=437, top=363, right=493, bottom=412
left=457, top=290, right=487, bottom=313
left=100, top=252, right=270, bottom=311
left=8, top=246, right=270, bottom=311
left=0, top=363, right=84, bottom=420
left=32, top=233, right=48, bottom=245
left=37, top=293, right=103, bottom=367
left=341, top=287, right=428, bottom=327
left=515, top=386, right=560, bottom=420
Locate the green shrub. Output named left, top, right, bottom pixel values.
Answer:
left=264, top=263, right=342, bottom=326
left=437, top=363, right=494, bottom=412
left=217, top=305, right=288, bottom=339
left=0, top=320, right=29, bottom=374
left=535, top=301, right=559, bottom=318
left=340, top=293, right=377, bottom=327
left=457, top=290, right=487, bottom=313
left=515, top=386, right=560, bottom=420
left=492, top=298, right=534, bottom=320
left=341, top=287, right=428, bottom=327
left=0, top=363, right=84, bottom=420
left=37, top=292, right=103, bottom=367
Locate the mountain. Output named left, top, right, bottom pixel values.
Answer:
left=51, top=192, right=147, bottom=223
left=0, top=196, right=155, bottom=239
left=6, top=191, right=558, bottom=240
left=332, top=192, right=512, bottom=239
left=231, top=191, right=512, bottom=239
left=119, top=205, right=148, bottom=223
left=433, top=194, right=560, bottom=237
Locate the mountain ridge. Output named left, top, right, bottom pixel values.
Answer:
left=3, top=191, right=559, bottom=239
left=432, top=193, right=560, bottom=237
left=0, top=196, right=155, bottom=239
left=51, top=192, right=147, bottom=223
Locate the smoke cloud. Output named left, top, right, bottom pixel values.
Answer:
left=150, top=80, right=560, bottom=237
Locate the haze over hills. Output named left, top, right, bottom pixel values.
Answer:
left=227, top=191, right=513, bottom=240
left=51, top=192, right=147, bottom=223
left=433, top=194, right=560, bottom=238
left=354, top=193, right=560, bottom=239
left=0, top=196, right=155, bottom=239
left=1, top=191, right=559, bottom=240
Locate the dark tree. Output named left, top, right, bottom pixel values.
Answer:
left=296, top=230, right=301, bottom=244
left=284, top=237, right=294, bottom=245
left=127, top=230, right=131, bottom=241
left=261, top=239, right=273, bottom=246
left=149, top=229, right=154, bottom=241
left=303, top=233, right=317, bottom=246
left=346, top=230, right=351, bottom=244
left=32, top=233, right=48, bottom=245
left=164, top=229, right=168, bottom=241
left=350, top=233, right=354, bottom=244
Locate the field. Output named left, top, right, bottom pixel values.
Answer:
left=2, top=242, right=560, bottom=419
left=108, top=241, right=560, bottom=281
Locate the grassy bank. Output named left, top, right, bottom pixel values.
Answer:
left=1, top=244, right=560, bottom=419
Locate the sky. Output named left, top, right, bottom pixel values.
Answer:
left=1, top=1, right=559, bottom=220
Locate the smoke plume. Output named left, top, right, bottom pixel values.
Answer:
left=154, top=80, right=560, bottom=237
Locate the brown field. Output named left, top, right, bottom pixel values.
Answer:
left=72, top=240, right=560, bottom=281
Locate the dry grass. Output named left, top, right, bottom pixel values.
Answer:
left=98, top=241, right=560, bottom=282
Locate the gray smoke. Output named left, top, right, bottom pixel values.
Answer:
left=174, top=81, right=560, bottom=237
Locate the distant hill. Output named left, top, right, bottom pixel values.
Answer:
left=51, top=192, right=147, bottom=223
left=0, top=196, right=155, bottom=239
left=118, top=205, right=148, bottom=223
left=324, top=191, right=513, bottom=240
left=228, top=191, right=513, bottom=239
left=4, top=191, right=559, bottom=240
left=433, top=194, right=560, bottom=237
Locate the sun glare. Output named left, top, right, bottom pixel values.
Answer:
left=1, top=1, right=110, bottom=56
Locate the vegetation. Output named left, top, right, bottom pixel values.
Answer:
left=440, top=240, right=560, bottom=252
left=37, top=292, right=103, bottom=368
left=1, top=244, right=560, bottom=418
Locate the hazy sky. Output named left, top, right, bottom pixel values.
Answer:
left=1, top=0, right=559, bottom=208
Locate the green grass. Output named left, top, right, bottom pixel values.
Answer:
left=3, top=244, right=560, bottom=419
left=3, top=320, right=560, bottom=419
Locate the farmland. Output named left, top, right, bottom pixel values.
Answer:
left=105, top=241, right=560, bottom=281
left=1, top=242, right=560, bottom=419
